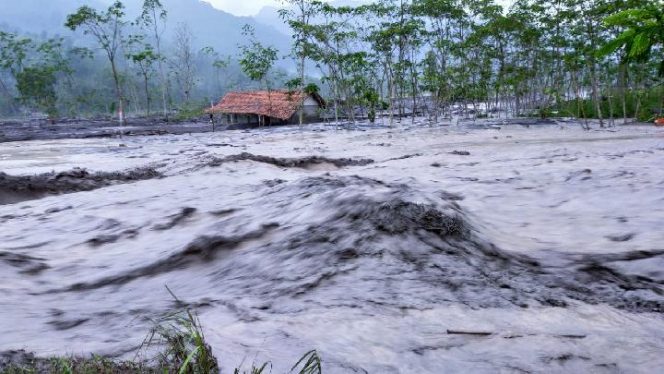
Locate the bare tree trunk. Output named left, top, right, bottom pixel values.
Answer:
left=334, top=80, right=339, bottom=126
left=591, top=70, right=604, bottom=127
left=144, top=73, right=151, bottom=117
left=298, top=0, right=306, bottom=127
left=110, top=59, right=125, bottom=124
left=659, top=79, right=664, bottom=119
left=619, top=61, right=627, bottom=124
left=299, top=53, right=305, bottom=126
left=150, top=6, right=168, bottom=121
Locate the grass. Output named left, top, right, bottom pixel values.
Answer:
left=1, top=289, right=323, bottom=374
left=1, top=355, right=149, bottom=374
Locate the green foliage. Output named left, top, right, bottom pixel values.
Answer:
left=0, top=31, right=33, bottom=76
left=174, top=104, right=206, bottom=121
left=304, top=83, right=320, bottom=95
left=363, top=88, right=379, bottom=123
left=233, top=362, right=271, bottom=374
left=286, top=77, right=303, bottom=91
left=1, top=310, right=323, bottom=374
left=556, top=86, right=663, bottom=121
left=143, top=301, right=219, bottom=373
left=65, top=1, right=126, bottom=38
left=599, top=2, right=664, bottom=76
left=239, top=25, right=279, bottom=86
left=138, top=0, right=167, bottom=27
left=65, top=0, right=129, bottom=122
left=2, top=0, right=664, bottom=123
left=291, top=350, right=322, bottom=374
left=16, top=66, right=58, bottom=117
left=127, top=40, right=161, bottom=115
left=0, top=32, right=70, bottom=118
left=129, top=48, right=160, bottom=70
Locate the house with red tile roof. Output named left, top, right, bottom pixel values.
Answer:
left=207, top=90, right=326, bottom=126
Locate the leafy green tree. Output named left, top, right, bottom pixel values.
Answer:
left=16, top=66, right=58, bottom=118
left=128, top=44, right=160, bottom=116
left=0, top=33, right=71, bottom=118
left=601, top=1, right=663, bottom=116
left=279, top=0, right=319, bottom=125
left=0, top=31, right=33, bottom=113
left=0, top=31, right=32, bottom=77
left=239, top=25, right=279, bottom=125
left=66, top=0, right=129, bottom=123
left=239, top=25, right=279, bottom=87
left=600, top=2, right=664, bottom=76
left=137, top=0, right=169, bottom=118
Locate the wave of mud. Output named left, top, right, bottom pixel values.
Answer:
left=56, top=175, right=663, bottom=313
left=0, top=251, right=49, bottom=275
left=204, top=152, right=374, bottom=169
left=65, top=223, right=280, bottom=292
left=0, top=167, right=161, bottom=204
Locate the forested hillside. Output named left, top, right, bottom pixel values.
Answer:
left=0, top=0, right=662, bottom=124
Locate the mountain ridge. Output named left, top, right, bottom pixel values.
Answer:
left=0, top=0, right=291, bottom=57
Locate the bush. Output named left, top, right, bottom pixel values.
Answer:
left=174, top=104, right=206, bottom=122
left=555, top=87, right=663, bottom=121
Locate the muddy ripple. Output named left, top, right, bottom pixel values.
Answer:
left=51, top=175, right=664, bottom=313
left=0, top=167, right=162, bottom=204
left=205, top=152, right=374, bottom=169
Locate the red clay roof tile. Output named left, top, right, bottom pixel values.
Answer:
left=207, top=90, right=323, bottom=121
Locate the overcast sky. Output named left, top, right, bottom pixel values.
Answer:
left=206, top=0, right=296, bottom=16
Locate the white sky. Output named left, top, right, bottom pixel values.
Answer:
left=206, top=0, right=294, bottom=16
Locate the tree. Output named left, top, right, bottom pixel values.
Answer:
left=239, top=24, right=279, bottom=125
left=16, top=66, right=58, bottom=118
left=279, top=0, right=318, bottom=125
left=171, top=23, right=196, bottom=104
left=239, top=25, right=279, bottom=87
left=17, top=38, right=71, bottom=119
left=0, top=33, right=71, bottom=118
left=600, top=2, right=664, bottom=76
left=137, top=0, right=169, bottom=118
left=128, top=43, right=159, bottom=116
left=66, top=0, right=129, bottom=124
left=0, top=31, right=33, bottom=113
left=601, top=1, right=664, bottom=117
left=201, top=46, right=231, bottom=96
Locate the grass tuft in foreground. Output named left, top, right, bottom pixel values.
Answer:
left=1, top=292, right=322, bottom=374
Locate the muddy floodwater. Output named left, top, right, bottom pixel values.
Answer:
left=1, top=120, right=664, bottom=373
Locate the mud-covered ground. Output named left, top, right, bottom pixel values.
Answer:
left=1, top=119, right=664, bottom=373
left=0, top=117, right=217, bottom=143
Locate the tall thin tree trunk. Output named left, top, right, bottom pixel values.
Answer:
left=152, top=7, right=168, bottom=121
left=298, top=0, right=306, bottom=127
left=659, top=78, right=664, bottom=119
left=619, top=61, right=627, bottom=124
left=299, top=53, right=305, bottom=126
left=110, top=59, right=125, bottom=124
left=144, top=74, right=150, bottom=117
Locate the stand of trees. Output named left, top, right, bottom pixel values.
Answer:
left=0, top=0, right=662, bottom=124
left=283, top=0, right=663, bottom=125
left=0, top=0, right=281, bottom=121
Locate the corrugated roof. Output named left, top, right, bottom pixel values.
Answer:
left=206, top=90, right=325, bottom=120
